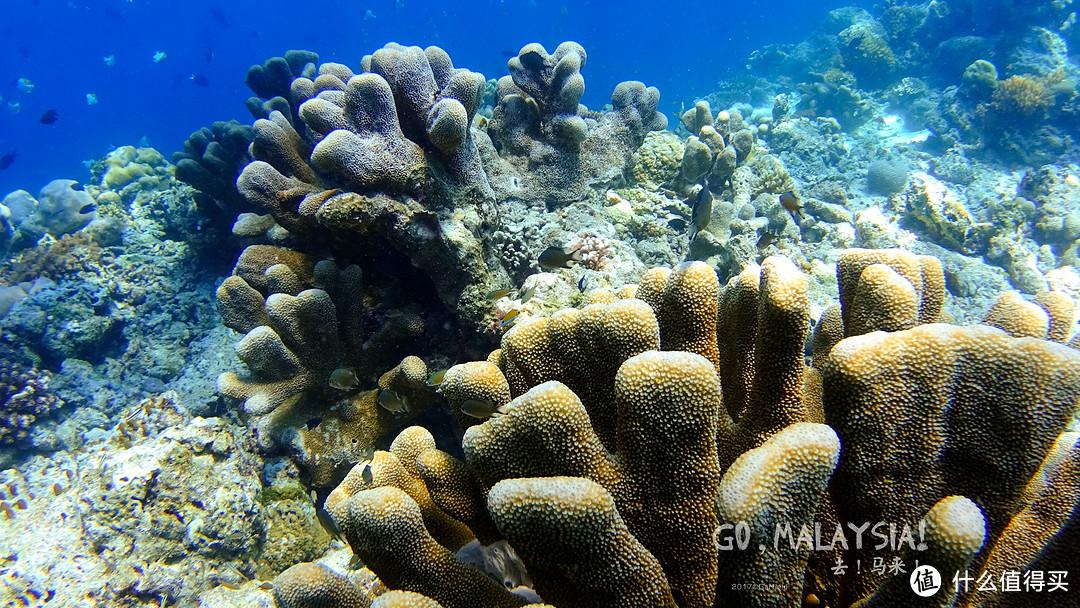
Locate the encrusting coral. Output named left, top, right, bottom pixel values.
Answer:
left=268, top=248, right=1079, bottom=608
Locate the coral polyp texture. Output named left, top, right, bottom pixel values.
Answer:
left=216, top=244, right=423, bottom=486
left=268, top=249, right=1080, bottom=608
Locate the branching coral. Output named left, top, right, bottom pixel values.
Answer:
left=0, top=363, right=63, bottom=447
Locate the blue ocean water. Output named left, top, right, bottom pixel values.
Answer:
left=0, top=0, right=868, bottom=196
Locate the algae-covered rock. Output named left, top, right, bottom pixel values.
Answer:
left=903, top=172, right=982, bottom=254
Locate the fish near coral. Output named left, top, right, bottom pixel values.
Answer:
left=461, top=398, right=509, bottom=419
left=378, top=388, right=408, bottom=413
left=39, top=109, right=58, bottom=124
left=486, top=288, right=513, bottom=300
left=689, top=185, right=713, bottom=241
left=780, top=191, right=805, bottom=221
left=329, top=367, right=358, bottom=390
left=538, top=246, right=583, bottom=270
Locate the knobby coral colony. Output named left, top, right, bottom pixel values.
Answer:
left=266, top=249, right=1080, bottom=608
left=207, top=42, right=1080, bottom=608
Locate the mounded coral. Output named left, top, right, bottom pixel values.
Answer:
left=277, top=250, right=1080, bottom=608
left=2, top=180, right=96, bottom=250
left=795, top=70, right=874, bottom=130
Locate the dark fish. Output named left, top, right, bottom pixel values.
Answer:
left=209, top=7, right=230, bottom=27
left=688, top=186, right=713, bottom=241
left=780, top=191, right=806, bottom=221
left=251, top=29, right=261, bottom=39
left=17, top=46, right=30, bottom=59
left=305, top=417, right=322, bottom=430
left=578, top=275, right=588, bottom=293
left=538, top=246, right=583, bottom=270
left=502, top=50, right=516, bottom=58
left=39, top=109, right=58, bottom=124
left=757, top=231, right=778, bottom=249
left=361, top=463, right=373, bottom=484
left=329, top=367, right=358, bottom=390
left=315, top=501, right=343, bottom=542
left=190, top=74, right=210, bottom=87
left=0, top=151, right=17, bottom=170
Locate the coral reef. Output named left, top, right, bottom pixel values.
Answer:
left=216, top=245, right=425, bottom=487
left=259, top=249, right=1079, bottom=608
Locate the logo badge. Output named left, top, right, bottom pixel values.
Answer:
left=910, top=565, right=941, bottom=597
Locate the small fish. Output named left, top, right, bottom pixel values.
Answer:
left=688, top=186, right=713, bottom=241
left=223, top=563, right=249, bottom=581
left=8, top=101, right=21, bottom=114
left=152, top=50, right=167, bottom=63
left=361, top=463, right=373, bottom=484
left=756, top=231, right=778, bottom=249
left=305, top=417, right=322, bottom=430
left=16, top=78, right=34, bottom=94
left=364, top=9, right=376, bottom=19
left=190, top=74, right=210, bottom=87
left=499, top=310, right=520, bottom=329
left=218, top=581, right=240, bottom=591
left=329, top=367, right=358, bottom=390
left=486, top=288, right=513, bottom=300
left=209, top=6, right=230, bottom=27
left=39, top=109, right=58, bottom=124
left=538, top=246, right=583, bottom=270
left=123, top=406, right=143, bottom=422
left=347, top=554, right=363, bottom=569
left=377, top=389, right=406, bottom=414
left=256, top=581, right=274, bottom=590
left=315, top=502, right=344, bottom=542
left=520, top=284, right=537, bottom=304
left=137, top=135, right=149, bottom=147
left=460, top=398, right=509, bottom=419
left=779, top=191, right=806, bottom=221
left=86, top=93, right=98, bottom=105
left=103, top=560, right=116, bottom=575
left=578, top=275, right=587, bottom=293
left=0, top=151, right=17, bottom=170
left=103, top=55, right=115, bottom=67
left=427, top=368, right=447, bottom=386
left=356, top=444, right=374, bottom=463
